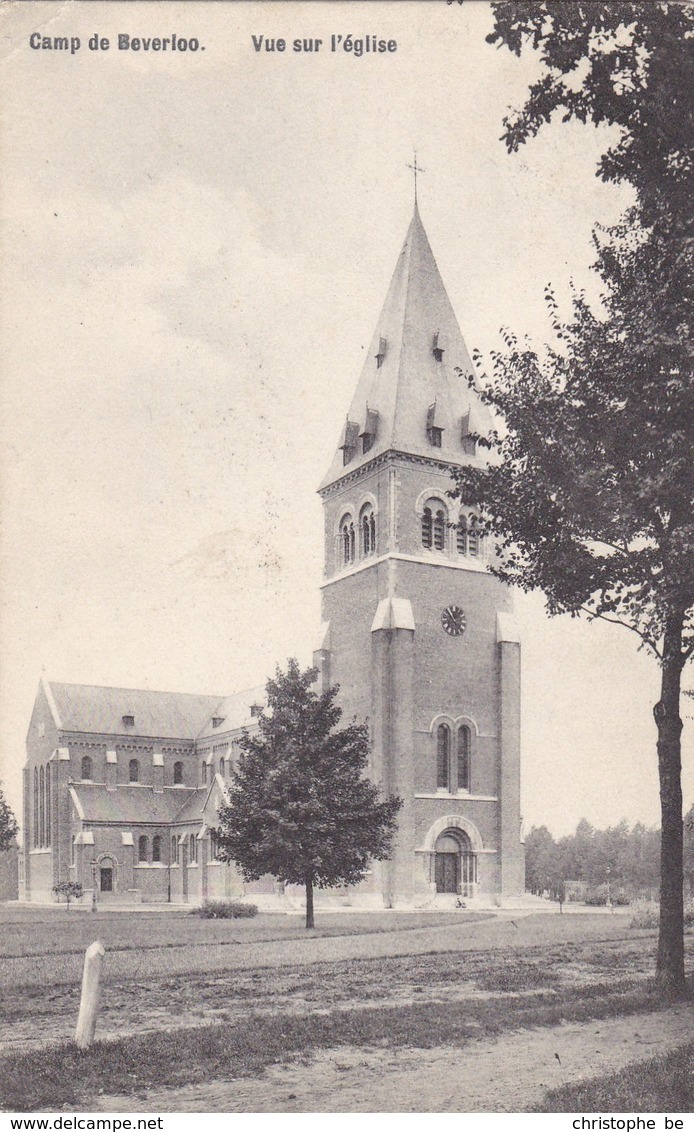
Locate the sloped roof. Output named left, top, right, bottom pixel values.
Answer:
left=172, top=787, right=210, bottom=825
left=320, top=203, right=493, bottom=490
left=70, top=783, right=197, bottom=825
left=48, top=681, right=223, bottom=739
left=196, top=686, right=266, bottom=739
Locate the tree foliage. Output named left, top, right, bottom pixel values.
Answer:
left=454, top=220, right=694, bottom=661
left=451, top=1, right=693, bottom=993
left=216, top=659, right=402, bottom=928
left=0, top=785, right=19, bottom=852
left=488, top=2, right=693, bottom=225
left=525, top=818, right=660, bottom=899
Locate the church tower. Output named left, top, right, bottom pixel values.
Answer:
left=315, top=201, right=525, bottom=907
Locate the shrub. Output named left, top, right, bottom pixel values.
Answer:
left=584, top=885, right=608, bottom=906
left=630, top=901, right=659, bottom=929
left=52, top=881, right=84, bottom=910
left=193, top=900, right=258, bottom=919
left=611, top=888, right=631, bottom=906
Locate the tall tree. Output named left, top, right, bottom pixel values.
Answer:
left=685, top=804, right=694, bottom=900
left=524, top=825, right=558, bottom=895
left=216, top=660, right=402, bottom=928
left=451, top=3, right=693, bottom=993
left=0, top=785, right=19, bottom=852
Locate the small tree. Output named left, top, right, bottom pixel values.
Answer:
left=53, top=880, right=84, bottom=910
left=216, top=659, right=402, bottom=928
left=0, top=785, right=19, bottom=852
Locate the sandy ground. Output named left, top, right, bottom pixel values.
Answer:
left=90, top=1003, right=694, bottom=1113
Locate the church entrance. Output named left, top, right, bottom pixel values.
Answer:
left=99, top=856, right=115, bottom=894
left=434, top=831, right=477, bottom=897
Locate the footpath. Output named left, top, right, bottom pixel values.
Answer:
left=91, top=1002, right=694, bottom=1112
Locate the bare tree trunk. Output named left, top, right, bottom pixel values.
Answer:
left=305, top=868, right=315, bottom=930
left=654, top=608, right=686, bottom=996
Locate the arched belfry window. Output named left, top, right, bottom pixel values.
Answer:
left=173, top=761, right=183, bottom=785
left=171, top=836, right=179, bottom=865
left=189, top=833, right=197, bottom=864
left=422, top=498, right=447, bottom=551
left=457, top=726, right=471, bottom=792
left=81, top=755, right=93, bottom=780
left=457, top=514, right=467, bottom=555
left=467, top=518, right=480, bottom=558
left=152, top=835, right=161, bottom=863
left=436, top=724, right=450, bottom=790
left=360, top=503, right=376, bottom=557
left=340, top=514, right=356, bottom=566
left=457, top=511, right=482, bottom=557
left=138, top=835, right=148, bottom=863
left=129, top=759, right=140, bottom=783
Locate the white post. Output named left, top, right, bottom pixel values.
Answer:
left=75, top=941, right=105, bottom=1050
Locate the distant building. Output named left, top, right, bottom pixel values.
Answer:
left=22, top=202, right=524, bottom=907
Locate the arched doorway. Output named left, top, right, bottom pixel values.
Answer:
left=434, top=829, right=477, bottom=897
left=99, top=855, right=116, bottom=895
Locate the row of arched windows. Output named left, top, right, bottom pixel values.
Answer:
left=33, top=764, right=51, bottom=848
left=201, top=753, right=237, bottom=784
left=436, top=724, right=472, bottom=793
left=339, top=502, right=377, bottom=566
left=79, top=755, right=186, bottom=785
left=138, top=834, right=162, bottom=863
left=422, top=499, right=482, bottom=557
left=136, top=833, right=198, bottom=864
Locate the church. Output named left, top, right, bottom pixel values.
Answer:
left=21, top=201, right=525, bottom=908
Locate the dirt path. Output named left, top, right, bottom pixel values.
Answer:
left=90, top=1003, right=694, bottom=1113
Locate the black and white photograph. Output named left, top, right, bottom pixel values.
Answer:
left=0, top=0, right=692, bottom=1118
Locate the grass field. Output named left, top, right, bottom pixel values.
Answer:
left=0, top=905, right=482, bottom=960
left=1, top=904, right=692, bottom=1112
left=536, top=1040, right=694, bottom=1112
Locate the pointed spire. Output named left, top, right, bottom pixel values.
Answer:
left=320, top=203, right=492, bottom=490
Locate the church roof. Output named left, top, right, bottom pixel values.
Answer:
left=195, top=686, right=266, bottom=739
left=47, top=680, right=223, bottom=739
left=70, top=783, right=199, bottom=824
left=320, top=203, right=493, bottom=490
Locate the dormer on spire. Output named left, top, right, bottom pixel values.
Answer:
left=359, top=406, right=379, bottom=455
left=339, top=419, right=360, bottom=466
left=320, top=202, right=493, bottom=490
left=426, top=400, right=444, bottom=448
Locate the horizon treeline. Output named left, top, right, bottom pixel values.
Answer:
left=525, top=807, right=694, bottom=901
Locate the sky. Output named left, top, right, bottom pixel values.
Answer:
left=1, top=0, right=691, bottom=838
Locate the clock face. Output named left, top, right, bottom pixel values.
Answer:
left=441, top=605, right=466, bottom=637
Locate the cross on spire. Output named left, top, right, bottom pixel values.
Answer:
left=406, top=152, right=425, bottom=204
